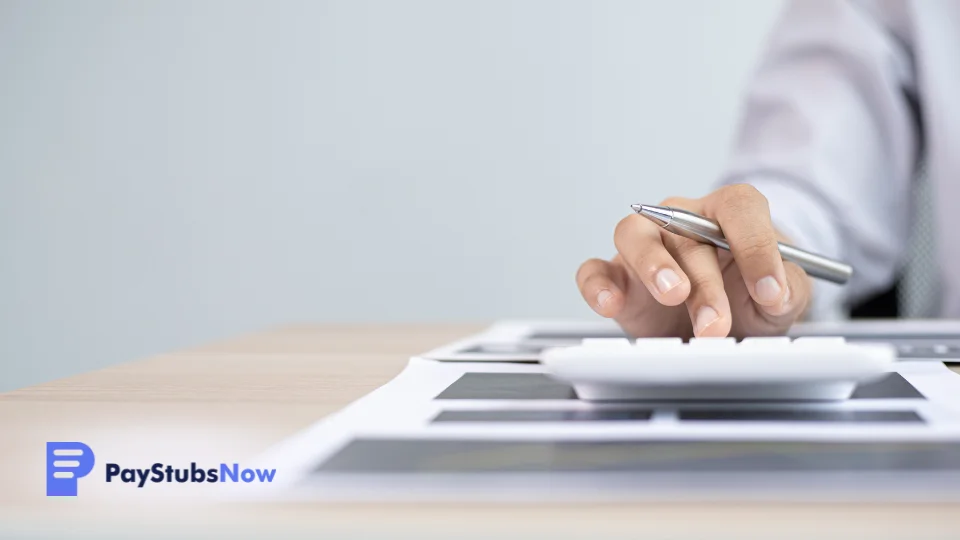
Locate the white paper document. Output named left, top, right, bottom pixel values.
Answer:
left=245, top=321, right=960, bottom=502
left=420, top=319, right=960, bottom=362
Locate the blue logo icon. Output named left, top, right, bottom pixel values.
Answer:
left=46, top=442, right=95, bottom=496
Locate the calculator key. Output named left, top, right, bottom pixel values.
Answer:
left=739, top=337, right=792, bottom=346
left=582, top=338, right=632, bottom=347
left=633, top=338, right=683, bottom=345
left=633, top=338, right=683, bottom=350
left=792, top=337, right=848, bottom=354
left=793, top=337, right=847, bottom=344
left=688, top=337, right=737, bottom=347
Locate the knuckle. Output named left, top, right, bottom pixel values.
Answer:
left=736, top=232, right=778, bottom=262
left=629, top=253, right=657, bottom=280
left=722, top=183, right=760, bottom=200
left=671, top=237, right=709, bottom=259
left=576, top=258, right=604, bottom=283
left=660, top=195, right=702, bottom=212
left=613, top=215, right=636, bottom=246
left=659, top=196, right=686, bottom=207
left=687, top=270, right=719, bottom=293
left=721, top=183, right=768, bottom=212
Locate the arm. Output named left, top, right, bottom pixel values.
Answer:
left=718, top=0, right=921, bottom=320
left=574, top=0, right=919, bottom=337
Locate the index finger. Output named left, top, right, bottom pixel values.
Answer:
left=703, top=184, right=788, bottom=312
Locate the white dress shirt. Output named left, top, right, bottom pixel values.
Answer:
left=715, top=0, right=960, bottom=320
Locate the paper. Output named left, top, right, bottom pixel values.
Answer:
left=244, top=322, right=960, bottom=502
left=420, top=319, right=960, bottom=362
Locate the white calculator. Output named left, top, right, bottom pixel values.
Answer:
left=540, top=337, right=896, bottom=401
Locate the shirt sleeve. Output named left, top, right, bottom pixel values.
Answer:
left=715, top=0, right=921, bottom=320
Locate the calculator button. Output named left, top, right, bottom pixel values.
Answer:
left=793, top=337, right=847, bottom=344
left=582, top=338, right=632, bottom=347
left=739, top=337, right=792, bottom=346
left=633, top=338, right=683, bottom=350
left=933, top=344, right=950, bottom=355
left=633, top=338, right=683, bottom=345
left=792, top=337, right=848, bottom=353
left=688, top=337, right=737, bottom=347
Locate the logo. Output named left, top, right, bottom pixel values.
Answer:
left=46, top=442, right=96, bottom=497
left=105, top=462, right=276, bottom=487
left=45, top=441, right=275, bottom=495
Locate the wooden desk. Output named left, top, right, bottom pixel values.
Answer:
left=2, top=324, right=959, bottom=539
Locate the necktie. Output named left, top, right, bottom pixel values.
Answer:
left=899, top=165, right=941, bottom=317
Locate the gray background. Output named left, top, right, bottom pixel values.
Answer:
left=0, top=0, right=782, bottom=391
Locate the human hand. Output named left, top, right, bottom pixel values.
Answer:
left=576, top=185, right=812, bottom=339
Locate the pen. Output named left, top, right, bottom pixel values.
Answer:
left=631, top=204, right=853, bottom=284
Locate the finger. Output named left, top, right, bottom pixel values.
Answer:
left=705, top=184, right=788, bottom=314
left=613, top=213, right=691, bottom=306
left=662, top=232, right=732, bottom=337
left=576, top=258, right=629, bottom=318
left=756, top=261, right=812, bottom=323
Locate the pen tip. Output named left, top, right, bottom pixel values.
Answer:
left=631, top=203, right=672, bottom=227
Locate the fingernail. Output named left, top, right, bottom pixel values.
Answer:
left=597, top=289, right=613, bottom=310
left=695, top=306, right=720, bottom=335
left=655, top=268, right=682, bottom=294
left=755, top=276, right=783, bottom=304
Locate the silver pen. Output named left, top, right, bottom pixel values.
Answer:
left=631, top=204, right=853, bottom=284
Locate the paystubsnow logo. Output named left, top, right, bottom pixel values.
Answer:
left=46, top=441, right=276, bottom=496
left=106, top=462, right=276, bottom=487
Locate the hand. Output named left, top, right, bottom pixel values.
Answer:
left=576, top=184, right=812, bottom=339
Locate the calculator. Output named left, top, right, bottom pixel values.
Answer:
left=540, top=337, right=896, bottom=401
